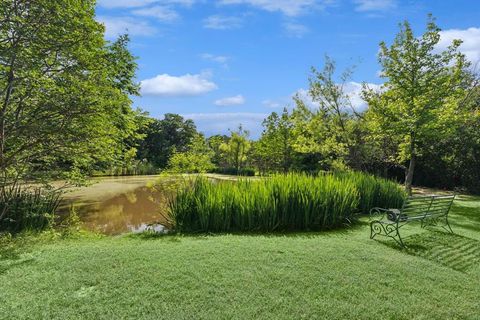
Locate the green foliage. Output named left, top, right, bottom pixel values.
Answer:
left=290, top=57, right=364, bottom=171
left=253, top=108, right=295, bottom=173
left=411, top=86, right=480, bottom=193
left=95, top=160, right=158, bottom=176
left=137, top=114, right=198, bottom=169
left=105, top=34, right=140, bottom=96
left=219, top=126, right=251, bottom=171
left=166, top=135, right=215, bottom=174
left=56, top=206, right=83, bottom=237
left=0, top=187, right=61, bottom=233
left=169, top=172, right=404, bottom=233
left=363, top=16, right=471, bottom=194
left=207, top=134, right=230, bottom=168
left=0, top=0, right=142, bottom=185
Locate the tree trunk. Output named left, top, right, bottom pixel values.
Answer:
left=405, top=136, right=416, bottom=196
left=1, top=69, right=15, bottom=171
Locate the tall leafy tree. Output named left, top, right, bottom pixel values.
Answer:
left=167, top=134, right=214, bottom=173
left=291, top=57, right=362, bottom=171
left=207, top=134, right=229, bottom=168
left=363, top=16, right=469, bottom=194
left=255, top=108, right=294, bottom=173
left=219, top=125, right=251, bottom=171
left=0, top=0, right=141, bottom=185
left=137, top=114, right=198, bottom=168
left=412, top=83, right=480, bottom=192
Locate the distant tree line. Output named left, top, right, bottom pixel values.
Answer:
left=134, top=17, right=480, bottom=194
left=1, top=3, right=479, bottom=197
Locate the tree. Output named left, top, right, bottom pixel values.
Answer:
left=412, top=81, right=480, bottom=192
left=207, top=134, right=229, bottom=168
left=291, top=57, right=362, bottom=171
left=167, top=134, right=214, bottom=173
left=363, top=16, right=469, bottom=194
left=254, top=108, right=294, bottom=173
left=0, top=0, right=141, bottom=185
left=219, top=126, right=251, bottom=172
left=137, top=114, right=198, bottom=169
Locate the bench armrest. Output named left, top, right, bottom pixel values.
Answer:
left=369, top=207, right=390, bottom=220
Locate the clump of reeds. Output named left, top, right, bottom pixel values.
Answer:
left=169, top=172, right=405, bottom=233
left=332, top=171, right=405, bottom=214
left=0, top=186, right=62, bottom=233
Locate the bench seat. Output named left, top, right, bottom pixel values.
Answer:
left=369, top=195, right=455, bottom=247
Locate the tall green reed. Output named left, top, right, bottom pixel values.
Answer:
left=169, top=171, right=404, bottom=233
left=0, top=186, right=62, bottom=234
left=332, top=171, right=406, bottom=214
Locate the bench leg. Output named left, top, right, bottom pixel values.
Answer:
left=443, top=215, right=454, bottom=234
left=422, top=215, right=454, bottom=234
left=370, top=221, right=405, bottom=247
left=421, top=218, right=427, bottom=228
left=395, top=229, right=405, bottom=247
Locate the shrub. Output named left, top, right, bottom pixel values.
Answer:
left=0, top=186, right=62, bottom=234
left=166, top=151, right=215, bottom=174
left=168, top=172, right=405, bottom=233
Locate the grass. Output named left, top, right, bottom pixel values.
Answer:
left=0, top=193, right=479, bottom=319
left=169, top=172, right=405, bottom=233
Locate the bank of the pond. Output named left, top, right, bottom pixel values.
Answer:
left=1, top=194, right=479, bottom=319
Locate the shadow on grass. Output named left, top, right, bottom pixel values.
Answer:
left=0, top=236, right=35, bottom=275
left=377, top=230, right=480, bottom=273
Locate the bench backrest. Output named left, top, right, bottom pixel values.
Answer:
left=400, top=195, right=434, bottom=217
left=401, top=195, right=455, bottom=218
left=427, top=195, right=455, bottom=217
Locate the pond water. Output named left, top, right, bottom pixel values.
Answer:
left=58, top=175, right=172, bottom=235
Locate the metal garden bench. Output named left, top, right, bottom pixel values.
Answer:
left=369, top=195, right=455, bottom=247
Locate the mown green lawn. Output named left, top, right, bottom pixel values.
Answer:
left=1, top=195, right=479, bottom=319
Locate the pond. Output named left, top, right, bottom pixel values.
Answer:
left=58, top=175, right=173, bottom=235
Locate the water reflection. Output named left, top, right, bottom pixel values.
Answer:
left=59, top=176, right=172, bottom=235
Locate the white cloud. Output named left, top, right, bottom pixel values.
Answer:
left=97, top=16, right=156, bottom=39
left=353, top=0, right=396, bottom=12
left=438, top=27, right=480, bottom=66
left=140, top=72, right=218, bottom=96
left=181, top=112, right=267, bottom=137
left=97, top=0, right=194, bottom=8
left=295, top=88, right=320, bottom=109
left=132, top=5, right=179, bottom=22
left=284, top=23, right=309, bottom=38
left=214, top=95, right=246, bottom=106
left=219, top=0, right=332, bottom=17
left=203, top=15, right=243, bottom=30
left=343, top=81, right=381, bottom=110
left=294, top=81, right=382, bottom=111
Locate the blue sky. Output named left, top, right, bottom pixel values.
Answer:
left=96, top=0, right=480, bottom=138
